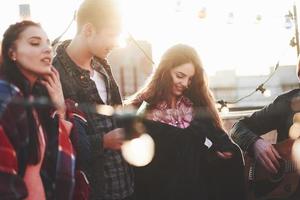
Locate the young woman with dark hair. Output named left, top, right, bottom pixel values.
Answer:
left=0, top=21, right=87, bottom=200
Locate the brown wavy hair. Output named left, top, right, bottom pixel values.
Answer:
left=128, top=44, right=223, bottom=129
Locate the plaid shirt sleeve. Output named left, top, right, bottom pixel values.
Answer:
left=0, top=126, right=28, bottom=200
left=0, top=81, right=28, bottom=199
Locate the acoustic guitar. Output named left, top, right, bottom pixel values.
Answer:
left=244, top=139, right=300, bottom=200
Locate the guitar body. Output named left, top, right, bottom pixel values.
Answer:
left=245, top=139, right=300, bottom=200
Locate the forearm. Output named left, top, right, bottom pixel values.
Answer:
left=230, top=121, right=261, bottom=152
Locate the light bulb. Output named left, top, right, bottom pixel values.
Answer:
left=198, top=7, right=207, bottom=19
left=227, top=12, right=234, bottom=24
left=121, top=133, right=155, bottom=167
left=284, top=13, right=293, bottom=29
left=221, top=106, right=229, bottom=114
left=262, top=89, right=271, bottom=97
left=254, top=14, right=262, bottom=24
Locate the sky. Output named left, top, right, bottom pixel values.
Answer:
left=0, top=0, right=299, bottom=75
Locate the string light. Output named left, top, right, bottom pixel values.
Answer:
left=128, top=34, right=155, bottom=65
left=262, top=89, right=272, bottom=97
left=290, top=37, right=297, bottom=47
left=254, top=14, right=262, bottom=24
left=213, top=3, right=298, bottom=112
left=51, top=10, right=77, bottom=47
left=227, top=12, right=235, bottom=24
left=221, top=106, right=229, bottom=114
left=122, top=4, right=297, bottom=113
left=256, top=84, right=272, bottom=97
left=198, top=7, right=207, bottom=19
left=217, top=100, right=229, bottom=114
left=216, top=59, right=282, bottom=113
left=285, top=11, right=294, bottom=29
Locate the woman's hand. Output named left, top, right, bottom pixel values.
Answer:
left=40, top=67, right=66, bottom=118
left=216, top=151, right=233, bottom=159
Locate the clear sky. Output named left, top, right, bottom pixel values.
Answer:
left=0, top=0, right=299, bottom=75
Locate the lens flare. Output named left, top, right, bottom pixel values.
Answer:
left=292, top=139, right=300, bottom=174
left=289, top=122, right=300, bottom=139
left=262, top=89, right=271, bottom=97
left=221, top=106, right=229, bottom=114
left=95, top=104, right=115, bottom=116
left=121, top=133, right=155, bottom=167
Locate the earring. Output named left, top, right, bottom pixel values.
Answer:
left=12, top=57, right=16, bottom=61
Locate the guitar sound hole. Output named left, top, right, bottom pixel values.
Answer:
left=270, top=159, right=285, bottom=182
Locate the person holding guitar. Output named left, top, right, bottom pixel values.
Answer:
left=230, top=59, right=300, bottom=200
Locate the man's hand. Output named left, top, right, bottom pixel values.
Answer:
left=103, top=128, right=125, bottom=150
left=253, top=139, right=281, bottom=174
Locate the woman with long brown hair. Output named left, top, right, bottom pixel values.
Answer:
left=128, top=44, right=246, bottom=200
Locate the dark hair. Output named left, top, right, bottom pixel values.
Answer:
left=76, top=0, right=121, bottom=32
left=130, top=44, right=223, bottom=129
left=1, top=20, right=47, bottom=165
left=1, top=21, right=40, bottom=78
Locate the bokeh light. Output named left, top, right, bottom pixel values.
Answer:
left=95, top=104, right=115, bottom=116
left=121, top=133, right=155, bottom=167
left=292, top=139, right=300, bottom=174
left=289, top=122, right=300, bottom=139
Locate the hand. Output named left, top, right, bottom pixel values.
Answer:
left=216, top=151, right=233, bottom=159
left=103, top=128, right=125, bottom=150
left=40, top=67, right=66, bottom=118
left=253, top=139, right=281, bottom=174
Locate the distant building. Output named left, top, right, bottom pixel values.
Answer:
left=19, top=2, right=31, bottom=20
left=108, top=40, right=153, bottom=97
left=210, top=65, right=299, bottom=109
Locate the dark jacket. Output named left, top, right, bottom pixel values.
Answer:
left=53, top=41, right=133, bottom=200
left=134, top=105, right=246, bottom=200
left=230, top=89, right=300, bottom=152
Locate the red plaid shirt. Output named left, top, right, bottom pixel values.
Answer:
left=145, top=96, right=194, bottom=128
left=0, top=80, right=84, bottom=200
